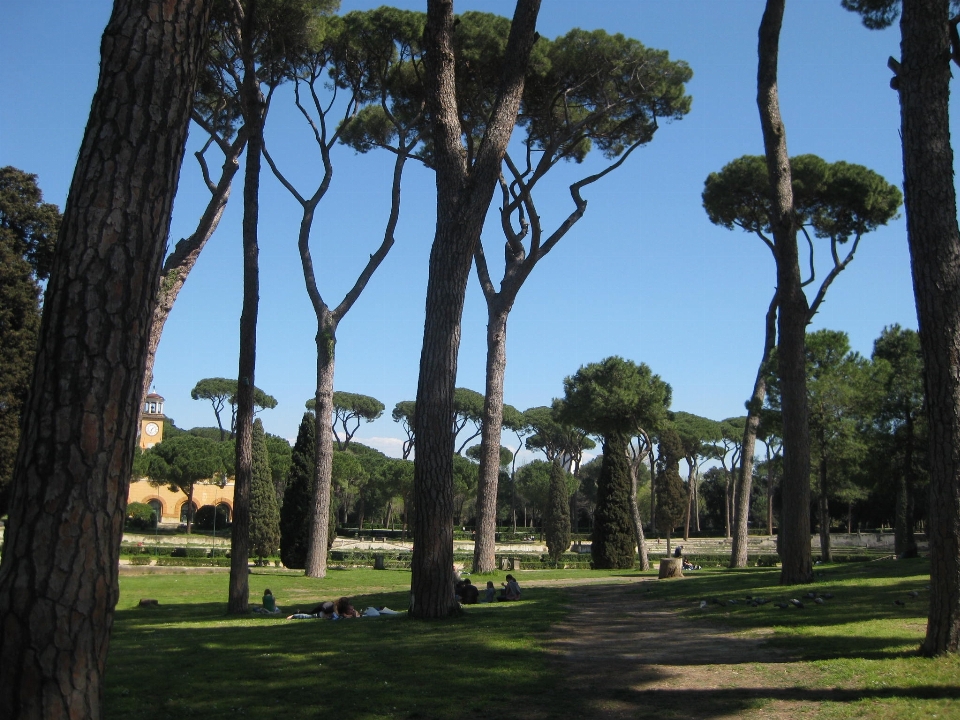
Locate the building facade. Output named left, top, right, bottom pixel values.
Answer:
left=129, top=392, right=235, bottom=524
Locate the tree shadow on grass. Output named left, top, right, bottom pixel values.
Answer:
left=555, top=683, right=960, bottom=720
left=106, top=592, right=570, bottom=720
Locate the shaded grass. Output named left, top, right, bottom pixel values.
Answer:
left=105, top=561, right=960, bottom=720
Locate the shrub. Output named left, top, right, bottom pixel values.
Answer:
left=128, top=555, right=152, bottom=566
left=193, top=504, right=230, bottom=531
left=125, top=502, right=157, bottom=531
left=170, top=547, right=208, bottom=558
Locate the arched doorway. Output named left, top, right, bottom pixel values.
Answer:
left=179, top=501, right=197, bottom=524
left=146, top=498, right=164, bottom=523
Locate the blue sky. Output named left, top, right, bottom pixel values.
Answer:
left=1, top=1, right=938, bottom=463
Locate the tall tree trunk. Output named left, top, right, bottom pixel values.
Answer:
left=818, top=452, right=831, bottom=562
left=766, top=445, right=776, bottom=535
left=694, top=473, right=701, bottom=532
left=229, top=10, right=266, bottom=613
left=474, top=306, right=509, bottom=572
left=305, top=321, right=336, bottom=577
left=649, top=449, right=657, bottom=534
left=898, top=0, right=960, bottom=656
left=683, top=461, right=694, bottom=541
left=724, top=472, right=732, bottom=540
left=141, top=133, right=245, bottom=403
left=0, top=2, right=209, bottom=716
left=757, top=0, right=812, bottom=586
left=628, top=456, right=650, bottom=570
left=411, top=0, right=540, bottom=619
left=731, top=291, right=777, bottom=567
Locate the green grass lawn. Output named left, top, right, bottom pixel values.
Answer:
left=106, top=560, right=960, bottom=720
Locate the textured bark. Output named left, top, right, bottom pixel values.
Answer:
left=473, top=306, right=509, bottom=573
left=229, top=5, right=267, bottom=614
left=0, top=2, right=210, bottom=717
left=898, top=0, right=960, bottom=656
left=731, top=291, right=777, bottom=567
left=305, top=321, right=336, bottom=577
left=757, top=0, right=812, bottom=586
left=141, top=130, right=245, bottom=403
left=411, top=0, right=540, bottom=619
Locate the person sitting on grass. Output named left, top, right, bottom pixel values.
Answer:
left=460, top=578, right=480, bottom=604
left=261, top=589, right=280, bottom=614
left=498, top=575, right=521, bottom=601
left=336, top=597, right=361, bottom=618
left=483, top=581, right=496, bottom=603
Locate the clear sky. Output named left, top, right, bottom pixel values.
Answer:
left=1, top=1, right=940, bottom=463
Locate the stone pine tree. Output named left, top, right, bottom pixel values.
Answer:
left=0, top=2, right=211, bottom=716
left=748, top=0, right=896, bottom=584
left=559, top=356, right=672, bottom=570
left=544, top=461, right=572, bottom=562
left=250, top=419, right=281, bottom=565
left=703, top=153, right=900, bottom=569
left=655, top=427, right=687, bottom=556
left=0, top=167, right=61, bottom=516
left=471, top=23, right=693, bottom=575
left=843, top=0, right=960, bottom=657
left=264, top=8, right=419, bottom=580
left=280, top=413, right=316, bottom=569
left=408, top=0, right=541, bottom=619
left=216, top=0, right=339, bottom=615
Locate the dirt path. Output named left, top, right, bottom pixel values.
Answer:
left=533, top=579, right=817, bottom=720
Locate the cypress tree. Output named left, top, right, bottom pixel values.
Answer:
left=280, top=413, right=315, bottom=569
left=592, top=433, right=637, bottom=569
left=544, top=461, right=572, bottom=562
left=250, top=418, right=280, bottom=564
left=0, top=167, right=59, bottom=515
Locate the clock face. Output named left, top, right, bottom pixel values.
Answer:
left=145, top=422, right=160, bottom=437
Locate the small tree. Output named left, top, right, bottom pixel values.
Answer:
left=332, top=392, right=385, bottom=451
left=143, top=434, right=228, bottom=534
left=392, top=400, right=416, bottom=460
left=250, top=419, right=280, bottom=565
left=191, top=377, right=278, bottom=440
left=544, top=461, right=572, bottom=562
left=559, top=357, right=671, bottom=569
left=871, top=325, right=925, bottom=558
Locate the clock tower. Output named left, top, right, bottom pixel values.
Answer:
left=140, top=392, right=165, bottom=450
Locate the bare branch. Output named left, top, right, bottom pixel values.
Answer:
left=799, top=224, right=816, bottom=288
left=807, top=232, right=862, bottom=321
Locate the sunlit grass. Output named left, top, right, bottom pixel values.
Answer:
left=105, top=559, right=960, bottom=720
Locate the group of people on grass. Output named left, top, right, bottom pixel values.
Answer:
left=260, top=572, right=523, bottom=618
left=258, top=590, right=382, bottom=619
left=673, top=545, right=702, bottom=571
left=454, top=574, right=522, bottom=605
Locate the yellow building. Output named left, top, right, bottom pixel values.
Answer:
left=129, top=392, right=234, bottom=524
